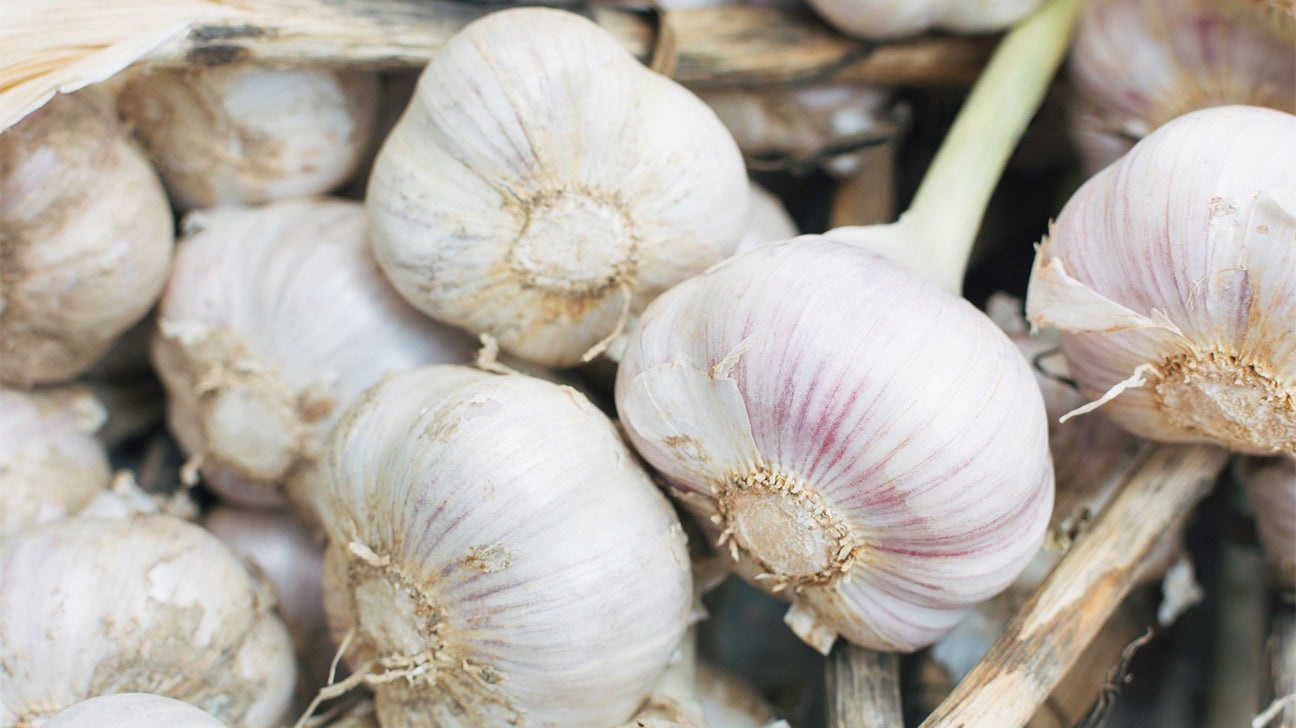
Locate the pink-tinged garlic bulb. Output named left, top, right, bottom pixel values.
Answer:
left=1025, top=105, right=1296, bottom=457
left=152, top=198, right=476, bottom=512
left=0, top=91, right=174, bottom=386
left=0, top=513, right=295, bottom=727
left=44, top=694, right=227, bottom=728
left=0, top=386, right=110, bottom=538
left=735, top=182, right=798, bottom=255
left=616, top=237, right=1053, bottom=653
left=1068, top=0, right=1296, bottom=174
left=1234, top=456, right=1296, bottom=589
left=118, top=65, right=378, bottom=211
left=319, top=366, right=693, bottom=727
left=367, top=7, right=748, bottom=368
left=807, top=0, right=1041, bottom=39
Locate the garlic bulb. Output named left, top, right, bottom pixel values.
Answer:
left=152, top=197, right=476, bottom=512
left=1025, top=105, right=1296, bottom=456
left=0, top=385, right=110, bottom=538
left=0, top=90, right=173, bottom=385
left=616, top=237, right=1053, bottom=653
left=1068, top=0, right=1296, bottom=173
left=1234, top=456, right=1296, bottom=589
left=118, top=65, right=378, bottom=210
left=0, top=513, right=296, bottom=727
left=807, top=0, right=1042, bottom=39
left=734, top=182, right=798, bottom=255
left=45, top=694, right=227, bottom=728
left=367, top=7, right=749, bottom=368
left=319, top=366, right=693, bottom=727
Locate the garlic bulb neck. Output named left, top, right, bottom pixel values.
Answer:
left=512, top=192, right=637, bottom=297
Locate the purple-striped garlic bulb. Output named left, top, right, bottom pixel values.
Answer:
left=44, top=694, right=227, bottom=728
left=1025, top=105, right=1296, bottom=456
left=0, top=385, right=110, bottom=538
left=367, top=7, right=748, bottom=368
left=1068, top=0, right=1296, bottom=174
left=807, top=0, right=1041, bottom=39
left=1234, top=456, right=1296, bottom=589
left=319, top=366, right=693, bottom=727
left=0, top=91, right=174, bottom=385
left=118, top=65, right=378, bottom=210
left=0, top=513, right=295, bottom=727
left=152, top=197, right=476, bottom=514
left=616, top=237, right=1053, bottom=653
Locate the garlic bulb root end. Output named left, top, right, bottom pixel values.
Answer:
left=1154, top=350, right=1295, bottom=456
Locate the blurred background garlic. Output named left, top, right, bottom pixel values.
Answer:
left=806, top=0, right=1042, bottom=39
left=118, top=65, right=378, bottom=211
left=696, top=661, right=781, bottom=728
left=1234, top=456, right=1296, bottom=589
left=1025, top=105, right=1296, bottom=457
left=367, top=7, right=749, bottom=368
left=152, top=197, right=476, bottom=515
left=1067, top=0, right=1296, bottom=174
left=0, top=90, right=174, bottom=386
left=0, top=511, right=296, bottom=727
left=616, top=237, right=1053, bottom=654
left=44, top=694, right=228, bottom=728
left=0, top=386, right=110, bottom=538
left=319, top=366, right=693, bottom=727
left=734, top=182, right=798, bottom=255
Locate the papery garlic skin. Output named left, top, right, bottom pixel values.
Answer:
left=0, top=91, right=174, bottom=385
left=118, top=66, right=378, bottom=210
left=1234, top=456, right=1296, bottom=589
left=734, top=182, right=798, bottom=255
left=616, top=237, right=1053, bottom=653
left=152, top=198, right=476, bottom=512
left=1068, top=0, right=1296, bottom=173
left=806, top=0, right=1041, bottom=40
left=320, top=366, right=693, bottom=727
left=367, top=7, right=748, bottom=368
left=0, top=514, right=295, bottom=728
left=1026, top=106, right=1296, bottom=456
left=0, top=386, right=110, bottom=538
left=44, top=694, right=228, bottom=728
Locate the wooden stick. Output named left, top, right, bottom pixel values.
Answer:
left=921, top=443, right=1229, bottom=728
left=827, top=644, right=902, bottom=727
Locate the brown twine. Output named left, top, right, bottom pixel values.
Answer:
left=1077, top=627, right=1156, bottom=728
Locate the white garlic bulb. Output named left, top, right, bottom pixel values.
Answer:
left=616, top=237, right=1053, bottom=653
left=0, top=513, right=296, bottom=727
left=0, top=90, right=174, bottom=385
left=367, top=7, right=749, bottom=368
left=1068, top=0, right=1296, bottom=173
left=152, top=197, right=476, bottom=512
left=319, top=366, right=693, bottom=727
left=1025, top=105, right=1296, bottom=456
left=0, top=385, right=110, bottom=538
left=1234, top=456, right=1296, bottom=589
left=734, top=182, right=798, bottom=255
left=807, top=0, right=1042, bottom=39
left=118, top=65, right=378, bottom=211
left=45, top=694, right=227, bottom=728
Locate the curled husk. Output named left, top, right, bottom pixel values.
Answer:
left=1068, top=0, right=1296, bottom=173
left=1025, top=106, right=1296, bottom=456
left=319, top=366, right=693, bottom=727
left=806, top=0, right=1041, bottom=39
left=1234, top=456, right=1296, bottom=589
left=152, top=197, right=476, bottom=512
left=0, top=90, right=173, bottom=385
left=616, top=237, right=1053, bottom=653
left=118, top=65, right=378, bottom=210
left=367, top=7, right=749, bottom=367
left=0, top=385, right=110, bottom=538
left=44, top=694, right=228, bottom=728
left=0, top=513, right=296, bottom=727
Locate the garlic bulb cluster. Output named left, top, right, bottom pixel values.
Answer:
left=45, top=694, right=228, bottom=728
left=0, top=386, right=110, bottom=538
left=1025, top=105, right=1296, bottom=456
left=367, top=7, right=749, bottom=368
left=0, top=513, right=295, bottom=727
left=616, top=237, right=1053, bottom=653
left=118, top=65, right=378, bottom=210
left=0, top=90, right=173, bottom=385
left=1234, top=456, right=1296, bottom=589
left=1068, top=0, right=1296, bottom=173
left=152, top=197, right=476, bottom=511
left=319, top=366, right=693, bottom=727
left=807, top=0, right=1041, bottom=39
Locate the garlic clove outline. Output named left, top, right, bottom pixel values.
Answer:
left=806, top=0, right=1042, bottom=40
left=44, top=694, right=229, bottom=728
